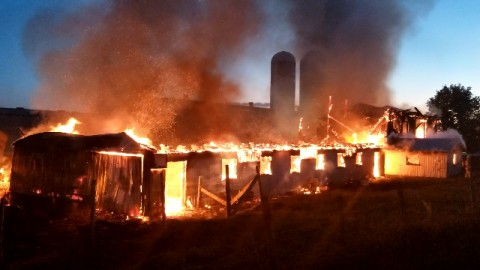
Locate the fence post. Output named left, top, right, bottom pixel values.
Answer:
left=225, top=165, right=232, bottom=218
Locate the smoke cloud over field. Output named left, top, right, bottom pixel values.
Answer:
left=24, top=0, right=433, bottom=142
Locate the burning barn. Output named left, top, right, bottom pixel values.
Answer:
left=160, top=144, right=381, bottom=214
left=383, top=138, right=464, bottom=178
left=9, top=132, right=165, bottom=217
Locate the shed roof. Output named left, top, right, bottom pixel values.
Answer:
left=388, top=138, right=465, bottom=152
left=13, top=132, right=152, bottom=153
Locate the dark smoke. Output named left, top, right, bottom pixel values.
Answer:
left=289, top=0, right=433, bottom=107
left=24, top=0, right=433, bottom=144
left=26, top=1, right=262, bottom=138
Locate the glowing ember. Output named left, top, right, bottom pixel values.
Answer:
left=125, top=128, right=152, bottom=146
left=50, top=117, right=81, bottom=134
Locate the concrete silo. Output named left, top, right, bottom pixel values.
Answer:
left=270, top=51, right=296, bottom=138
left=270, top=51, right=296, bottom=113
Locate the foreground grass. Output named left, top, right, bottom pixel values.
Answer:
left=4, top=177, right=480, bottom=269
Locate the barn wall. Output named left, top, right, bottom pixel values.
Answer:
left=10, top=147, right=91, bottom=196
left=384, top=150, right=448, bottom=178
left=90, top=153, right=143, bottom=216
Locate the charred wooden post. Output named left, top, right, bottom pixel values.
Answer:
left=143, top=150, right=155, bottom=217
left=225, top=165, right=232, bottom=218
left=197, top=176, right=202, bottom=209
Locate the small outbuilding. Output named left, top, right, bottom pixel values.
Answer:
left=383, top=138, right=464, bottom=178
left=10, top=132, right=165, bottom=217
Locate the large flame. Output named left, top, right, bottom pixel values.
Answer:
left=50, top=117, right=81, bottom=134
left=0, top=165, right=10, bottom=192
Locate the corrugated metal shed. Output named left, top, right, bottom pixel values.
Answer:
left=384, top=138, right=464, bottom=178
left=10, top=132, right=157, bottom=216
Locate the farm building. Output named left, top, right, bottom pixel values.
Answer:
left=164, top=146, right=381, bottom=212
left=9, top=132, right=166, bottom=217
left=383, top=138, right=464, bottom=178
left=9, top=131, right=381, bottom=217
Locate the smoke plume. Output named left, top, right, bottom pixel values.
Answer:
left=289, top=0, right=433, bottom=108
left=24, top=0, right=433, bottom=144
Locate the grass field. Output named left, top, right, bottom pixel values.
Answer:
left=3, top=177, right=480, bottom=269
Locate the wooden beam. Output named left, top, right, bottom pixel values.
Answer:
left=231, top=175, right=259, bottom=205
left=200, top=187, right=227, bottom=207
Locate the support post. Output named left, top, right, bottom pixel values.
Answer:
left=197, top=176, right=202, bottom=209
left=225, top=165, right=232, bottom=218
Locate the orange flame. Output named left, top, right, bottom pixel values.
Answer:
left=50, top=118, right=81, bottom=134
left=124, top=128, right=152, bottom=146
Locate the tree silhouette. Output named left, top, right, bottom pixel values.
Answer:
left=427, top=84, right=480, bottom=152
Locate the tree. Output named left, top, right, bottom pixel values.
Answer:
left=427, top=84, right=480, bottom=152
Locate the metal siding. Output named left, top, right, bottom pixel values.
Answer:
left=384, top=150, right=448, bottom=178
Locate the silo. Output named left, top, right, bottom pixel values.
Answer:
left=299, top=51, right=325, bottom=119
left=270, top=51, right=296, bottom=138
left=270, top=51, right=296, bottom=113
